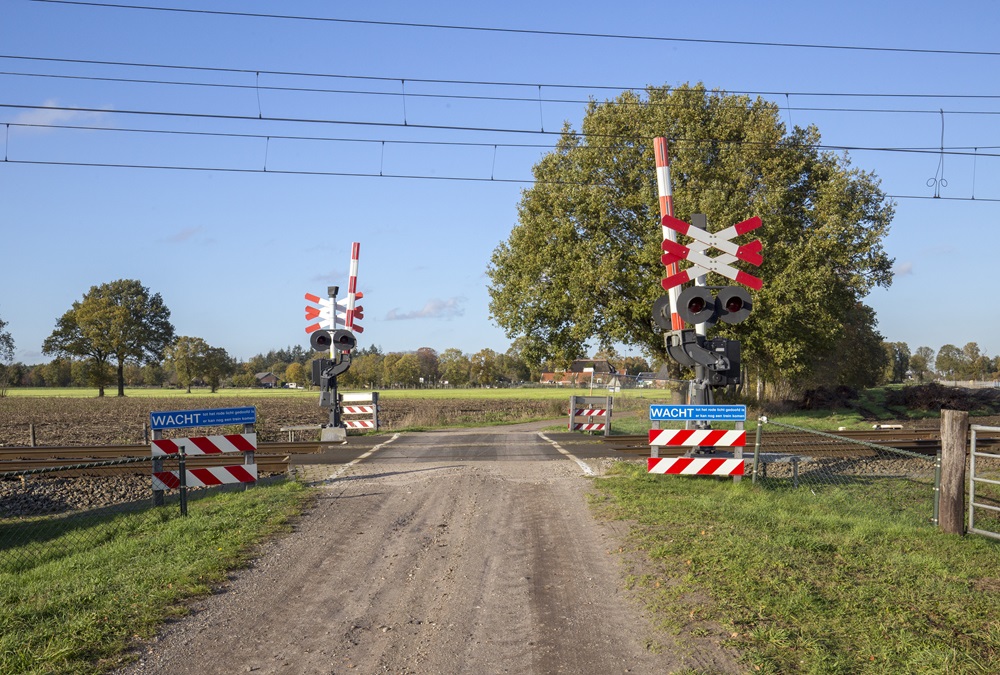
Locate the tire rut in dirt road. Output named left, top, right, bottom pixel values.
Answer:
left=117, top=457, right=741, bottom=674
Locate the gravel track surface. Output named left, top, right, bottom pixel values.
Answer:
left=114, top=429, right=742, bottom=675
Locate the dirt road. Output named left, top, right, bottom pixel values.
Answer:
left=116, top=428, right=740, bottom=674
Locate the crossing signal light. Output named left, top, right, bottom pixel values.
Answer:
left=310, top=329, right=333, bottom=352
left=310, top=329, right=357, bottom=353
left=675, top=286, right=753, bottom=326
left=330, top=329, right=357, bottom=352
left=716, top=287, right=752, bottom=324
left=677, top=287, right=718, bottom=325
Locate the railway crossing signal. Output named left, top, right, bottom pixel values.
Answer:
left=653, top=213, right=762, bottom=391
left=303, top=243, right=364, bottom=442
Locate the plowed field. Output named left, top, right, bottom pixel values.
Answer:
left=0, top=395, right=565, bottom=447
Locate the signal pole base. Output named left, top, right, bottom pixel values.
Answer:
left=321, top=426, right=348, bottom=444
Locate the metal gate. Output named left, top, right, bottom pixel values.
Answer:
left=969, top=424, right=1000, bottom=541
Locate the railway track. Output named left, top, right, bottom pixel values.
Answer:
left=0, top=441, right=327, bottom=474
left=3, top=429, right=998, bottom=471
left=605, top=429, right=1000, bottom=458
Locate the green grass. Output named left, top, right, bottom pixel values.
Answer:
left=592, top=463, right=1000, bottom=674
left=0, top=481, right=311, bottom=674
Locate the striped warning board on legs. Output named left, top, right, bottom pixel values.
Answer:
left=647, top=404, right=747, bottom=481
left=149, top=406, right=258, bottom=507
left=568, top=395, right=612, bottom=436
left=340, top=391, right=379, bottom=431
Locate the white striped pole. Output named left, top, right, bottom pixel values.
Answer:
left=345, top=242, right=360, bottom=330
left=654, top=137, right=684, bottom=330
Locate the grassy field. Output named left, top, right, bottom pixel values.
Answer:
left=592, top=463, right=1000, bottom=674
left=0, top=481, right=310, bottom=675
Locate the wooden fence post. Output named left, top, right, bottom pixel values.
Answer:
left=939, top=409, right=969, bottom=535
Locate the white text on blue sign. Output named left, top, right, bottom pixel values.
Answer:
left=649, top=405, right=747, bottom=422
left=150, top=406, right=257, bottom=430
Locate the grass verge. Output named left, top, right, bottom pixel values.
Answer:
left=0, top=480, right=312, bottom=674
left=592, top=462, right=1000, bottom=674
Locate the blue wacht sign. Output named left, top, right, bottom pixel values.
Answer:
left=149, top=406, right=257, bottom=430
left=649, top=404, right=747, bottom=422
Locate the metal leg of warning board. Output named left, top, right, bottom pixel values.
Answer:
left=152, top=428, right=164, bottom=507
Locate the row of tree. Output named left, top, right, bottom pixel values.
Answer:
left=884, top=342, right=1000, bottom=383
left=2, top=276, right=999, bottom=397
left=2, top=293, right=996, bottom=394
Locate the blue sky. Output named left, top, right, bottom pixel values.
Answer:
left=2, top=0, right=999, bottom=366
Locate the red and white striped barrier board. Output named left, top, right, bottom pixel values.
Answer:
left=152, top=464, right=258, bottom=490
left=152, top=433, right=257, bottom=456
left=573, top=408, right=607, bottom=416
left=568, top=395, right=612, bottom=435
left=340, top=392, right=379, bottom=432
left=648, top=429, right=745, bottom=447
left=647, top=457, right=745, bottom=476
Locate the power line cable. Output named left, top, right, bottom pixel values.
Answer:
left=29, top=0, right=1000, bottom=58
left=5, top=156, right=998, bottom=203
left=5, top=68, right=1000, bottom=116
left=6, top=120, right=999, bottom=158
left=4, top=53, right=1000, bottom=102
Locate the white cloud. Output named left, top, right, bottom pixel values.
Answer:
left=894, top=261, right=914, bottom=276
left=10, top=100, right=111, bottom=132
left=385, top=297, right=466, bottom=321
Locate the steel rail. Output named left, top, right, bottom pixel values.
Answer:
left=0, top=455, right=292, bottom=475
left=0, top=440, right=329, bottom=460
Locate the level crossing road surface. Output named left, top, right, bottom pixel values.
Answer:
left=116, top=426, right=741, bottom=674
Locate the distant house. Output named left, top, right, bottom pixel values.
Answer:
left=255, top=372, right=279, bottom=388
left=568, top=359, right=616, bottom=375
left=541, top=359, right=619, bottom=387
left=636, top=368, right=673, bottom=389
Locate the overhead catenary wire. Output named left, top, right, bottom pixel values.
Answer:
left=4, top=14, right=999, bottom=204
left=5, top=67, right=1000, bottom=117
left=4, top=156, right=999, bottom=204
left=4, top=118, right=1000, bottom=159
left=28, top=0, right=1000, bottom=58
left=5, top=54, right=1000, bottom=104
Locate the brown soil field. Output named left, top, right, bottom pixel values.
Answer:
left=0, top=396, right=566, bottom=447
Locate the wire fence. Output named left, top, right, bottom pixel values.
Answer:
left=752, top=418, right=940, bottom=526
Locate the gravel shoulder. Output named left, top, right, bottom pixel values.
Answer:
left=114, top=433, right=742, bottom=674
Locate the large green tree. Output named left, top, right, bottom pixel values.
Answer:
left=883, top=341, right=911, bottom=384
left=935, top=344, right=966, bottom=380
left=43, top=279, right=175, bottom=396
left=487, top=84, right=894, bottom=396
left=202, top=346, right=235, bottom=392
left=909, top=346, right=936, bottom=383
left=166, top=336, right=208, bottom=393
left=439, top=348, right=470, bottom=387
